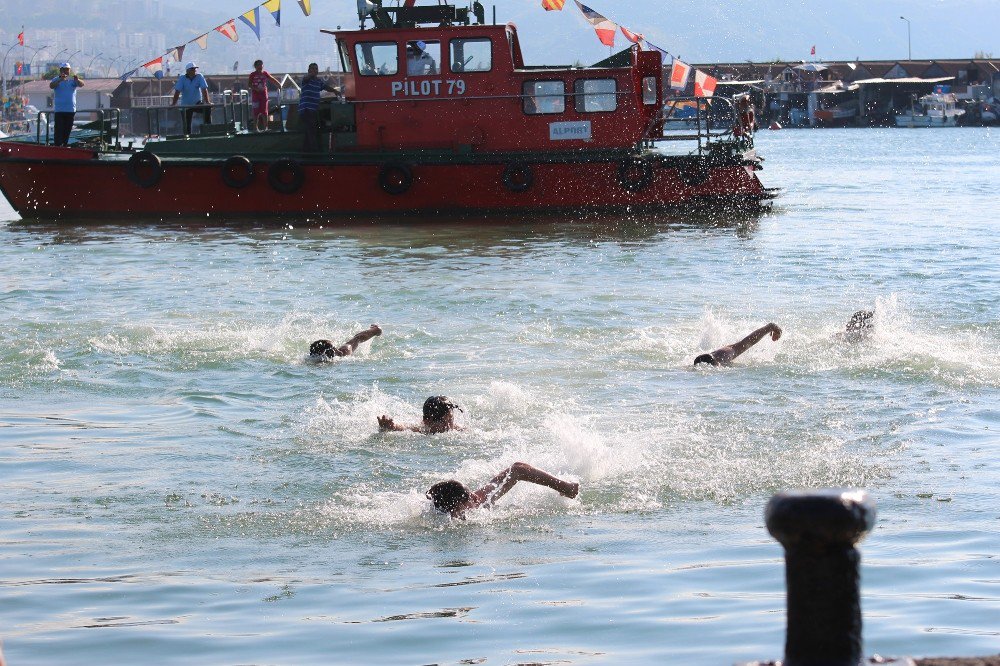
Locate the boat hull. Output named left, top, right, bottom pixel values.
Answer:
left=0, top=143, right=767, bottom=219
left=894, top=114, right=961, bottom=128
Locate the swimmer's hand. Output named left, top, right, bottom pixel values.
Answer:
left=370, top=324, right=382, bottom=336
left=561, top=481, right=580, bottom=499
left=377, top=415, right=397, bottom=431
left=769, top=323, right=782, bottom=341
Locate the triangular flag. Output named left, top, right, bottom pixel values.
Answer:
left=620, top=26, right=643, bottom=44
left=694, top=70, right=717, bottom=97
left=574, top=1, right=616, bottom=48
left=239, top=7, right=262, bottom=40
left=165, top=48, right=178, bottom=63
left=143, top=56, right=164, bottom=78
left=216, top=20, right=239, bottom=42
left=194, top=34, right=209, bottom=50
left=669, top=58, right=692, bottom=90
left=263, top=0, right=281, bottom=26
left=173, top=45, right=185, bottom=62
left=120, top=67, right=139, bottom=81
left=644, top=40, right=669, bottom=64
left=297, top=0, right=311, bottom=16
left=541, top=0, right=565, bottom=9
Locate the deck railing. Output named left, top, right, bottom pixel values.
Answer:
left=641, top=96, right=739, bottom=155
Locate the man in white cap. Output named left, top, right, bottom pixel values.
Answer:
left=48, top=62, right=84, bottom=146
left=170, top=62, right=211, bottom=134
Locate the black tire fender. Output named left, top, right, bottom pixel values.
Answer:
left=679, top=160, right=710, bottom=187
left=378, top=162, right=413, bottom=195
left=267, top=158, right=305, bottom=195
left=126, top=151, right=163, bottom=188
left=617, top=157, right=654, bottom=193
left=501, top=162, right=534, bottom=193
left=221, top=155, right=255, bottom=189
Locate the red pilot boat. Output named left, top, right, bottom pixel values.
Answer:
left=0, top=1, right=772, bottom=220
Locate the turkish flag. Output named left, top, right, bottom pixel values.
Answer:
left=17, top=31, right=24, bottom=46
left=810, top=45, right=816, bottom=55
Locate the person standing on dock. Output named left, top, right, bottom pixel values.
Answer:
left=49, top=62, right=84, bottom=147
left=248, top=59, right=282, bottom=132
left=694, top=322, right=782, bottom=366
left=171, top=62, right=212, bottom=135
left=298, top=62, right=340, bottom=152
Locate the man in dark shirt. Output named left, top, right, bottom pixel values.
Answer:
left=298, top=62, right=340, bottom=151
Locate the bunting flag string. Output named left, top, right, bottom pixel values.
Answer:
left=215, top=20, right=240, bottom=42
left=574, top=1, right=616, bottom=48
left=561, top=2, right=720, bottom=96
left=142, top=56, right=165, bottom=79
left=693, top=69, right=717, bottom=97
left=541, top=0, right=565, bottom=10
left=669, top=58, right=692, bottom=90
left=620, top=26, right=643, bottom=44
left=125, top=0, right=299, bottom=80
left=263, top=0, right=282, bottom=26
left=239, top=7, right=262, bottom=40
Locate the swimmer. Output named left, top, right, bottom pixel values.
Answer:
left=842, top=310, right=874, bottom=343
left=379, top=395, right=463, bottom=433
left=427, top=462, right=580, bottom=519
left=309, top=324, right=381, bottom=360
left=694, top=322, right=782, bottom=366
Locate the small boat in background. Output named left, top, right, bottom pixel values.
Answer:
left=895, top=92, right=965, bottom=127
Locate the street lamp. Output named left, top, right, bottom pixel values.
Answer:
left=106, top=56, right=122, bottom=78
left=26, top=44, right=51, bottom=77
left=2, top=43, right=19, bottom=98
left=899, top=16, right=911, bottom=60
left=86, top=52, right=103, bottom=77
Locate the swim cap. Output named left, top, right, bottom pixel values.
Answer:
left=423, top=395, right=462, bottom=421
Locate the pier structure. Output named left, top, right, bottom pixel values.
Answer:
left=680, top=58, right=1000, bottom=127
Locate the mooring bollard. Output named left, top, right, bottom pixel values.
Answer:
left=765, top=489, right=877, bottom=666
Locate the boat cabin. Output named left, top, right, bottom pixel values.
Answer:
left=327, top=13, right=664, bottom=153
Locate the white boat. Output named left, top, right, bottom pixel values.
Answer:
left=895, top=92, right=965, bottom=127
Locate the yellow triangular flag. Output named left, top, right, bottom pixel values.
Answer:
left=298, top=0, right=311, bottom=16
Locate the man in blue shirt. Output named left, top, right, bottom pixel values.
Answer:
left=299, top=62, right=340, bottom=151
left=170, top=62, right=212, bottom=135
left=48, top=62, right=84, bottom=147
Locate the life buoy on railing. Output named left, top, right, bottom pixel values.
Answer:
left=221, top=155, right=255, bottom=189
left=501, top=163, right=534, bottom=193
left=267, top=158, right=304, bottom=194
left=678, top=160, right=710, bottom=187
left=126, top=151, right=163, bottom=188
left=378, top=162, right=413, bottom=195
left=617, top=157, right=654, bottom=193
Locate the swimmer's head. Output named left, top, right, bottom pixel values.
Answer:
left=309, top=339, right=336, bottom=358
left=845, top=310, right=874, bottom=342
left=694, top=353, right=719, bottom=367
left=427, top=480, right=470, bottom=514
left=423, top=395, right=462, bottom=422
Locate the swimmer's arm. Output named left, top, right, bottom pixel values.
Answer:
left=469, top=462, right=579, bottom=509
left=342, top=324, right=382, bottom=354
left=729, top=323, right=782, bottom=359
left=377, top=415, right=419, bottom=432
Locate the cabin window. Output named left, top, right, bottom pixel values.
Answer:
left=450, top=38, right=492, bottom=73
left=338, top=40, right=353, bottom=74
left=355, top=42, right=399, bottom=76
left=523, top=81, right=565, bottom=115
left=574, top=79, right=617, bottom=112
left=406, top=40, right=440, bottom=77
left=642, top=76, right=657, bottom=105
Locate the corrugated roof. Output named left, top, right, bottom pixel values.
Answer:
left=852, top=76, right=954, bottom=85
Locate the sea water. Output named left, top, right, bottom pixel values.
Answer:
left=1, top=128, right=998, bottom=664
